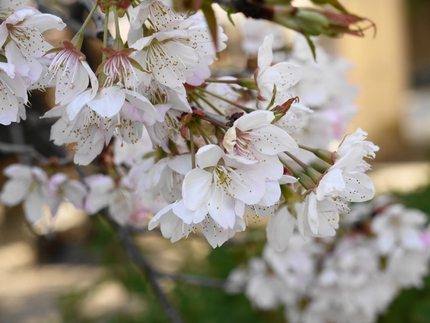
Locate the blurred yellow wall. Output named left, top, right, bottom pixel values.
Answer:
left=333, top=0, right=410, bottom=160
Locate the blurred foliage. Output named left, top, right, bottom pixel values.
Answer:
left=55, top=182, right=430, bottom=323
left=377, top=184, right=430, bottom=323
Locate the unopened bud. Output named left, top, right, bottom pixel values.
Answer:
left=238, top=78, right=258, bottom=90
left=297, top=173, right=315, bottom=190
left=305, top=167, right=323, bottom=184
left=315, top=149, right=337, bottom=165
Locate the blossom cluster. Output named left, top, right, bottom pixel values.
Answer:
left=226, top=197, right=430, bottom=323
left=0, top=0, right=378, bottom=252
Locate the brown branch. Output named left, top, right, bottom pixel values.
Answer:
left=115, top=224, right=185, bottom=323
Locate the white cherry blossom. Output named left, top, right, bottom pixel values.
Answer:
left=256, top=34, right=302, bottom=108
left=182, top=144, right=267, bottom=229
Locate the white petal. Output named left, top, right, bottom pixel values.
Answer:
left=266, top=205, right=295, bottom=252
left=207, top=187, right=236, bottom=229
left=88, top=86, right=125, bottom=118
left=182, top=168, right=212, bottom=210
left=196, top=144, right=224, bottom=169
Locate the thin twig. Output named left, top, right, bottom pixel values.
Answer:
left=115, top=225, right=185, bottom=323
left=0, top=141, right=72, bottom=165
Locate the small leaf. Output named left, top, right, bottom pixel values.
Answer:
left=227, top=10, right=236, bottom=26
left=304, top=34, right=317, bottom=61
left=201, top=0, right=219, bottom=52
left=311, top=0, right=349, bottom=14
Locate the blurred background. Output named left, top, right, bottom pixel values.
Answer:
left=1, top=0, right=430, bottom=322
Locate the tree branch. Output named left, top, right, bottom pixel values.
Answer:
left=115, top=224, right=185, bottom=323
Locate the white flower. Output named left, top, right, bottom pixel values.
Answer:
left=182, top=144, right=267, bottom=229
left=46, top=98, right=152, bottom=165
left=131, top=28, right=199, bottom=89
left=266, top=204, right=296, bottom=252
left=371, top=204, right=428, bottom=253
left=0, top=8, right=65, bottom=82
left=129, top=0, right=184, bottom=31
left=256, top=34, right=302, bottom=108
left=144, top=154, right=191, bottom=203
left=0, top=0, right=29, bottom=20
left=296, top=192, right=340, bottom=237
left=335, top=128, right=379, bottom=171
left=223, top=110, right=297, bottom=180
left=0, top=62, right=27, bottom=125
left=49, top=41, right=97, bottom=106
left=85, top=174, right=146, bottom=225
left=0, top=164, right=48, bottom=224
left=47, top=173, right=87, bottom=216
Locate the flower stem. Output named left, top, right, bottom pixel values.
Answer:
left=283, top=151, right=309, bottom=171
left=73, top=0, right=100, bottom=49
left=196, top=87, right=253, bottom=113
left=102, top=6, right=110, bottom=63
left=190, top=129, right=196, bottom=169
left=195, top=122, right=215, bottom=145
left=191, top=92, right=224, bottom=115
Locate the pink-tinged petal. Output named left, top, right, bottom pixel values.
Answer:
left=228, top=168, right=265, bottom=205
left=0, top=179, right=30, bottom=206
left=257, top=34, right=274, bottom=71
left=317, top=168, right=345, bottom=200
left=196, top=144, right=224, bottom=169
left=124, top=89, right=158, bottom=120
left=266, top=205, right=295, bottom=252
left=207, top=187, right=236, bottom=229
left=402, top=228, right=426, bottom=250
left=88, top=86, right=125, bottom=118
left=186, top=62, right=211, bottom=86
left=23, top=189, right=46, bottom=224
left=250, top=125, right=298, bottom=155
left=66, top=89, right=94, bottom=120
left=167, top=154, right=192, bottom=175
left=235, top=110, right=274, bottom=130
left=182, top=168, right=212, bottom=210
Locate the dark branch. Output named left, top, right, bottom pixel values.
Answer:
left=115, top=224, right=185, bottom=323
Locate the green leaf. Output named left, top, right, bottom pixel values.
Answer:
left=227, top=10, right=236, bottom=26
left=304, top=34, right=317, bottom=61
left=311, top=0, right=349, bottom=14
left=201, top=0, right=219, bottom=52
